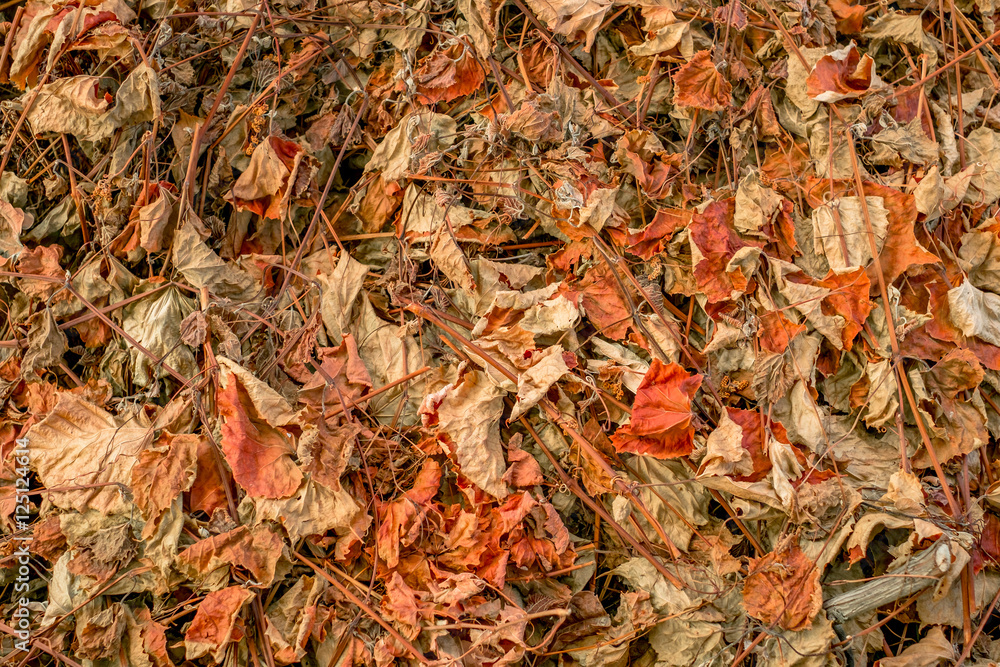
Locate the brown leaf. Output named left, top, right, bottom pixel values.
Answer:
left=413, top=38, right=486, bottom=104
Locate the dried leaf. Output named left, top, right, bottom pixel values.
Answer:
left=743, top=538, right=822, bottom=631
left=673, top=50, right=732, bottom=111
left=612, top=360, right=702, bottom=459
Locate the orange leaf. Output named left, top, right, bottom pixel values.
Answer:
left=816, top=268, right=873, bottom=350
left=188, top=435, right=232, bottom=516
left=184, top=586, right=254, bottom=662
left=612, top=360, right=702, bottom=459
left=826, top=0, right=865, bottom=33
left=673, top=50, right=732, bottom=111
left=757, top=310, right=806, bottom=354
left=177, top=525, right=284, bottom=584
left=743, top=538, right=822, bottom=631
left=131, top=432, right=199, bottom=527
left=217, top=371, right=303, bottom=499
left=571, top=263, right=635, bottom=341
left=806, top=43, right=879, bottom=102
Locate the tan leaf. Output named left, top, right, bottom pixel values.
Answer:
left=522, top=0, right=612, bottom=52
left=510, top=346, right=569, bottom=420
left=810, top=196, right=888, bottom=271
left=878, top=627, right=954, bottom=667
left=420, top=368, right=508, bottom=497
left=171, top=221, right=256, bottom=300
left=26, top=393, right=150, bottom=515
left=249, top=477, right=366, bottom=543
left=698, top=409, right=753, bottom=478
left=948, top=279, right=1000, bottom=347
left=21, top=308, right=67, bottom=380
left=121, top=283, right=198, bottom=388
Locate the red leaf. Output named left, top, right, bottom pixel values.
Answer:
left=980, top=514, right=1000, bottom=564
left=689, top=199, right=760, bottom=303
left=713, top=0, right=748, bottom=31
left=816, top=268, right=873, bottom=350
left=728, top=407, right=791, bottom=482
left=612, top=360, right=702, bottom=459
left=626, top=208, right=692, bottom=259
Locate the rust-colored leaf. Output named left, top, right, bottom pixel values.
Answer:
left=743, top=538, right=822, bottom=631
left=217, top=371, right=303, bottom=499
left=673, top=50, right=732, bottom=111
left=612, top=360, right=702, bottom=459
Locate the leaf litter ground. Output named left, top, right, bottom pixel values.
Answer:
left=2, top=0, right=1000, bottom=665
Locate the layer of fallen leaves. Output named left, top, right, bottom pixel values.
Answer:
left=3, top=0, right=1000, bottom=664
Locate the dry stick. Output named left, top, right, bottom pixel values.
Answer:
left=955, top=582, right=1000, bottom=666
left=322, top=366, right=432, bottom=418
left=0, top=71, right=51, bottom=176
left=0, top=271, right=186, bottom=382
left=892, top=25, right=1000, bottom=100
left=182, top=9, right=261, bottom=205
left=843, top=133, right=960, bottom=517
left=0, top=0, right=88, bottom=175
left=293, top=552, right=431, bottom=663
left=0, top=282, right=176, bottom=348
left=517, top=416, right=688, bottom=589
left=953, top=9, right=1000, bottom=89
left=637, top=57, right=661, bottom=128
left=589, top=237, right=769, bottom=547
left=0, top=622, right=85, bottom=667
left=61, top=134, right=88, bottom=244
left=824, top=542, right=952, bottom=622
left=487, top=56, right=514, bottom=110
left=950, top=0, right=967, bottom=170
left=961, top=455, right=976, bottom=645
left=0, top=5, right=25, bottom=82
left=956, top=11, right=1000, bottom=86
left=274, top=96, right=369, bottom=301
left=407, top=303, right=696, bottom=574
